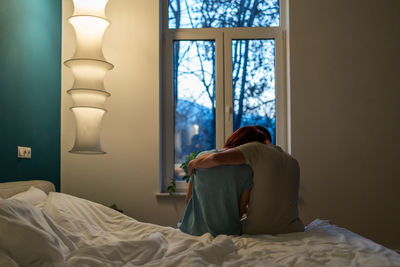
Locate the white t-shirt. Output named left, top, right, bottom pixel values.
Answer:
left=236, top=142, right=304, bottom=234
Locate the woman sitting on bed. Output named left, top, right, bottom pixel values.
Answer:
left=178, top=126, right=267, bottom=237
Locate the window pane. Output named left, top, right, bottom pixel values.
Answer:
left=174, top=40, right=216, bottom=179
left=168, top=0, right=280, bottom=29
left=232, top=39, right=276, bottom=144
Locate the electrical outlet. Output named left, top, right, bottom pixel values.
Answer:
left=17, top=146, right=31, bottom=159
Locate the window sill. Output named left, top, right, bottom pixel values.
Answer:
left=155, top=192, right=186, bottom=198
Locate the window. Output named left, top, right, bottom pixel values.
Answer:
left=161, top=0, right=288, bottom=192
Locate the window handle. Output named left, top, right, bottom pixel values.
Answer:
left=226, top=106, right=233, bottom=121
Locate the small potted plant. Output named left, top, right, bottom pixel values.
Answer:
left=168, top=151, right=198, bottom=195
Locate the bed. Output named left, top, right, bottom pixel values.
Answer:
left=0, top=180, right=399, bottom=266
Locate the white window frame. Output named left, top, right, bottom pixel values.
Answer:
left=160, top=0, right=288, bottom=192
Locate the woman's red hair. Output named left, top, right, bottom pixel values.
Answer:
left=223, top=126, right=267, bottom=149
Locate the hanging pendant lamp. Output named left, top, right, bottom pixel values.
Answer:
left=65, top=0, right=113, bottom=154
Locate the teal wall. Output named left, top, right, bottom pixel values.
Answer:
left=0, top=1, right=61, bottom=190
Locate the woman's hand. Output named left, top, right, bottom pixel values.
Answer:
left=188, top=159, right=196, bottom=176
left=187, top=152, right=216, bottom=175
left=187, top=152, right=211, bottom=175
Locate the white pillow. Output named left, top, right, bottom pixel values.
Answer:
left=8, top=186, right=47, bottom=206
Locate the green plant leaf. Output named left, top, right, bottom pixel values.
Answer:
left=167, top=151, right=199, bottom=194
left=167, top=178, right=176, bottom=195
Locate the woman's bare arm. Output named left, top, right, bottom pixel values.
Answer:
left=188, top=148, right=246, bottom=175
left=185, top=182, right=193, bottom=205
left=239, top=189, right=251, bottom=218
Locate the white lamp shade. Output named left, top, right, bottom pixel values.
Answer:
left=65, top=59, right=113, bottom=91
left=70, top=107, right=107, bottom=154
left=72, top=0, right=109, bottom=18
left=66, top=0, right=112, bottom=154
left=68, top=88, right=110, bottom=108
left=69, top=15, right=109, bottom=61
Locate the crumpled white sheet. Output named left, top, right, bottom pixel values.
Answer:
left=1, top=192, right=399, bottom=266
left=0, top=199, right=73, bottom=267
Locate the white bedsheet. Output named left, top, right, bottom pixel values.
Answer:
left=1, top=192, right=399, bottom=266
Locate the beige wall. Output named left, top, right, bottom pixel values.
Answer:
left=62, top=0, right=400, bottom=249
left=61, top=0, right=186, bottom=227
left=290, top=0, right=400, bottom=249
